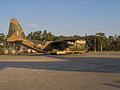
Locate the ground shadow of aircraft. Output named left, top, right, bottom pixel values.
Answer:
left=0, top=56, right=120, bottom=73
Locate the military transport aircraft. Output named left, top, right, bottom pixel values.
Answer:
left=1, top=18, right=86, bottom=55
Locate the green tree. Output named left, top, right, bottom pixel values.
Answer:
left=114, top=35, right=120, bottom=51
left=42, top=30, right=47, bottom=41
left=47, top=32, right=56, bottom=41
left=0, top=33, right=6, bottom=41
left=106, top=36, right=115, bottom=51
left=95, top=32, right=107, bottom=51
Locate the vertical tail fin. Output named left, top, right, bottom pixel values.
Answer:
left=7, top=18, right=26, bottom=42
left=7, top=18, right=26, bottom=39
left=7, top=18, right=35, bottom=48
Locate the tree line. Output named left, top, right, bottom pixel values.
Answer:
left=26, top=30, right=80, bottom=41
left=85, top=32, right=120, bottom=51
left=0, top=30, right=120, bottom=51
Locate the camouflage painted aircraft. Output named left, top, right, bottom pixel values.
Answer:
left=6, top=18, right=83, bottom=54
left=7, top=18, right=42, bottom=52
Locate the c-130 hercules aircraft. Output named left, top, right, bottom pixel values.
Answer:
left=2, top=18, right=87, bottom=55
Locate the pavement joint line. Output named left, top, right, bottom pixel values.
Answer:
left=13, top=63, right=63, bottom=90
left=30, top=68, right=64, bottom=90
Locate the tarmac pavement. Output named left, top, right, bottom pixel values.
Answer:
left=0, top=53, right=120, bottom=90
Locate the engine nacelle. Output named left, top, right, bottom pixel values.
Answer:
left=26, top=49, right=31, bottom=53
left=3, top=50, right=9, bottom=55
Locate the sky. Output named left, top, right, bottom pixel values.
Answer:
left=0, top=0, right=120, bottom=36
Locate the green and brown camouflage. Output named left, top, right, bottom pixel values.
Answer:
left=7, top=18, right=26, bottom=38
left=7, top=18, right=34, bottom=48
left=6, top=18, right=87, bottom=53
